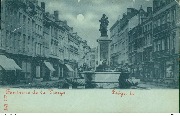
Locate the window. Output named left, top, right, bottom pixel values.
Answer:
left=17, top=32, right=21, bottom=52
left=36, top=24, right=38, bottom=30
left=14, top=33, right=17, bottom=51
left=158, top=19, right=160, bottom=26
left=28, top=18, right=30, bottom=25
left=32, top=20, right=35, bottom=30
left=145, top=25, right=147, bottom=32
left=167, top=12, right=170, bottom=22
left=154, top=42, right=156, bottom=52
left=23, top=15, right=26, bottom=24
left=172, top=9, right=176, bottom=21
left=6, top=31, right=9, bottom=48
left=162, top=39, right=165, bottom=50
left=28, top=36, right=30, bottom=53
left=157, top=40, right=161, bottom=51
left=38, top=44, right=40, bottom=55
left=150, top=34, right=152, bottom=44
left=171, top=33, right=175, bottom=50
left=162, top=15, right=166, bottom=24
left=23, top=34, right=26, bottom=52
left=147, top=35, right=149, bottom=45
left=9, top=32, right=12, bottom=50
left=167, top=37, right=170, bottom=50
left=40, top=44, right=42, bottom=55
left=35, top=43, right=37, bottom=55
left=154, top=20, right=157, bottom=28
left=150, top=23, right=152, bottom=30
left=22, top=61, right=26, bottom=73
left=19, top=12, right=22, bottom=23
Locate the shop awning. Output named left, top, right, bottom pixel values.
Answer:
left=65, top=64, right=74, bottom=72
left=9, top=59, right=22, bottom=70
left=44, top=62, right=55, bottom=71
left=0, top=55, right=15, bottom=70
left=0, top=55, right=22, bottom=70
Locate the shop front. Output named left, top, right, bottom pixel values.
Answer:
left=64, top=64, right=74, bottom=78
left=32, top=57, right=44, bottom=82
left=42, top=61, right=55, bottom=81
left=0, top=55, right=22, bottom=84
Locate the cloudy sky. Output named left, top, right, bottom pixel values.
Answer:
left=39, top=0, right=153, bottom=47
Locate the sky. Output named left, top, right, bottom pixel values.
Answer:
left=39, top=0, right=153, bottom=48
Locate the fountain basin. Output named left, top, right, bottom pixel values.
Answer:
left=81, top=71, right=121, bottom=88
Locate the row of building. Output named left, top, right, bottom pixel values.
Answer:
left=110, top=0, right=179, bottom=83
left=0, top=0, right=95, bottom=84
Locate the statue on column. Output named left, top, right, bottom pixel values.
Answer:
left=99, top=14, right=109, bottom=37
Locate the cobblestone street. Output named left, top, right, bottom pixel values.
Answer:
left=137, top=81, right=179, bottom=89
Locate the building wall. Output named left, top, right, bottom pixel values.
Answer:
left=1, top=0, right=44, bottom=81
left=110, top=0, right=179, bottom=83
left=110, top=8, right=139, bottom=68
left=152, top=0, right=179, bottom=81
left=129, top=16, right=153, bottom=80
left=0, top=0, right=91, bottom=83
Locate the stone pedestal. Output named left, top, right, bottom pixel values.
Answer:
left=97, top=36, right=112, bottom=66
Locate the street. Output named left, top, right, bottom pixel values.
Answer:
left=0, top=78, right=178, bottom=89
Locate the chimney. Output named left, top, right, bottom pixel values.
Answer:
left=41, top=2, right=45, bottom=11
left=123, top=13, right=126, bottom=18
left=64, top=20, right=67, bottom=25
left=147, top=7, right=152, bottom=17
left=127, top=8, right=132, bottom=16
left=54, top=10, right=59, bottom=21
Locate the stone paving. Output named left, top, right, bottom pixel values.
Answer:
left=0, top=80, right=179, bottom=89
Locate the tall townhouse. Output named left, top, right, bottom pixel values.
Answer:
left=62, top=22, right=75, bottom=78
left=67, top=32, right=79, bottom=78
left=0, top=0, right=44, bottom=84
left=110, top=8, right=139, bottom=69
left=41, top=5, right=65, bottom=81
left=152, top=0, right=180, bottom=83
left=128, top=7, right=153, bottom=80
left=77, top=36, right=84, bottom=69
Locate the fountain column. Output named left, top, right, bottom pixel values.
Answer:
left=97, top=14, right=112, bottom=66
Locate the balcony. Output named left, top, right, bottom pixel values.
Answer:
left=153, top=22, right=171, bottom=35
left=143, top=44, right=152, bottom=49
left=152, top=50, right=170, bottom=59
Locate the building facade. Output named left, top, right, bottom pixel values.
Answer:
left=152, top=0, right=180, bottom=83
left=129, top=7, right=153, bottom=80
left=110, top=8, right=139, bottom=69
left=0, top=0, right=91, bottom=84
left=110, top=0, right=179, bottom=84
left=1, top=0, right=44, bottom=83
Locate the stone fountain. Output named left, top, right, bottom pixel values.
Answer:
left=82, top=14, right=121, bottom=89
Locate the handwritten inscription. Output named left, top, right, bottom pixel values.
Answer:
left=112, top=89, right=135, bottom=97
left=4, top=95, right=7, bottom=101
left=5, top=89, right=65, bottom=96
left=4, top=104, right=8, bottom=111
left=3, top=95, right=8, bottom=111
left=0, top=89, right=66, bottom=111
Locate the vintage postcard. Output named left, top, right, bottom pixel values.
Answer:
left=0, top=0, right=179, bottom=113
